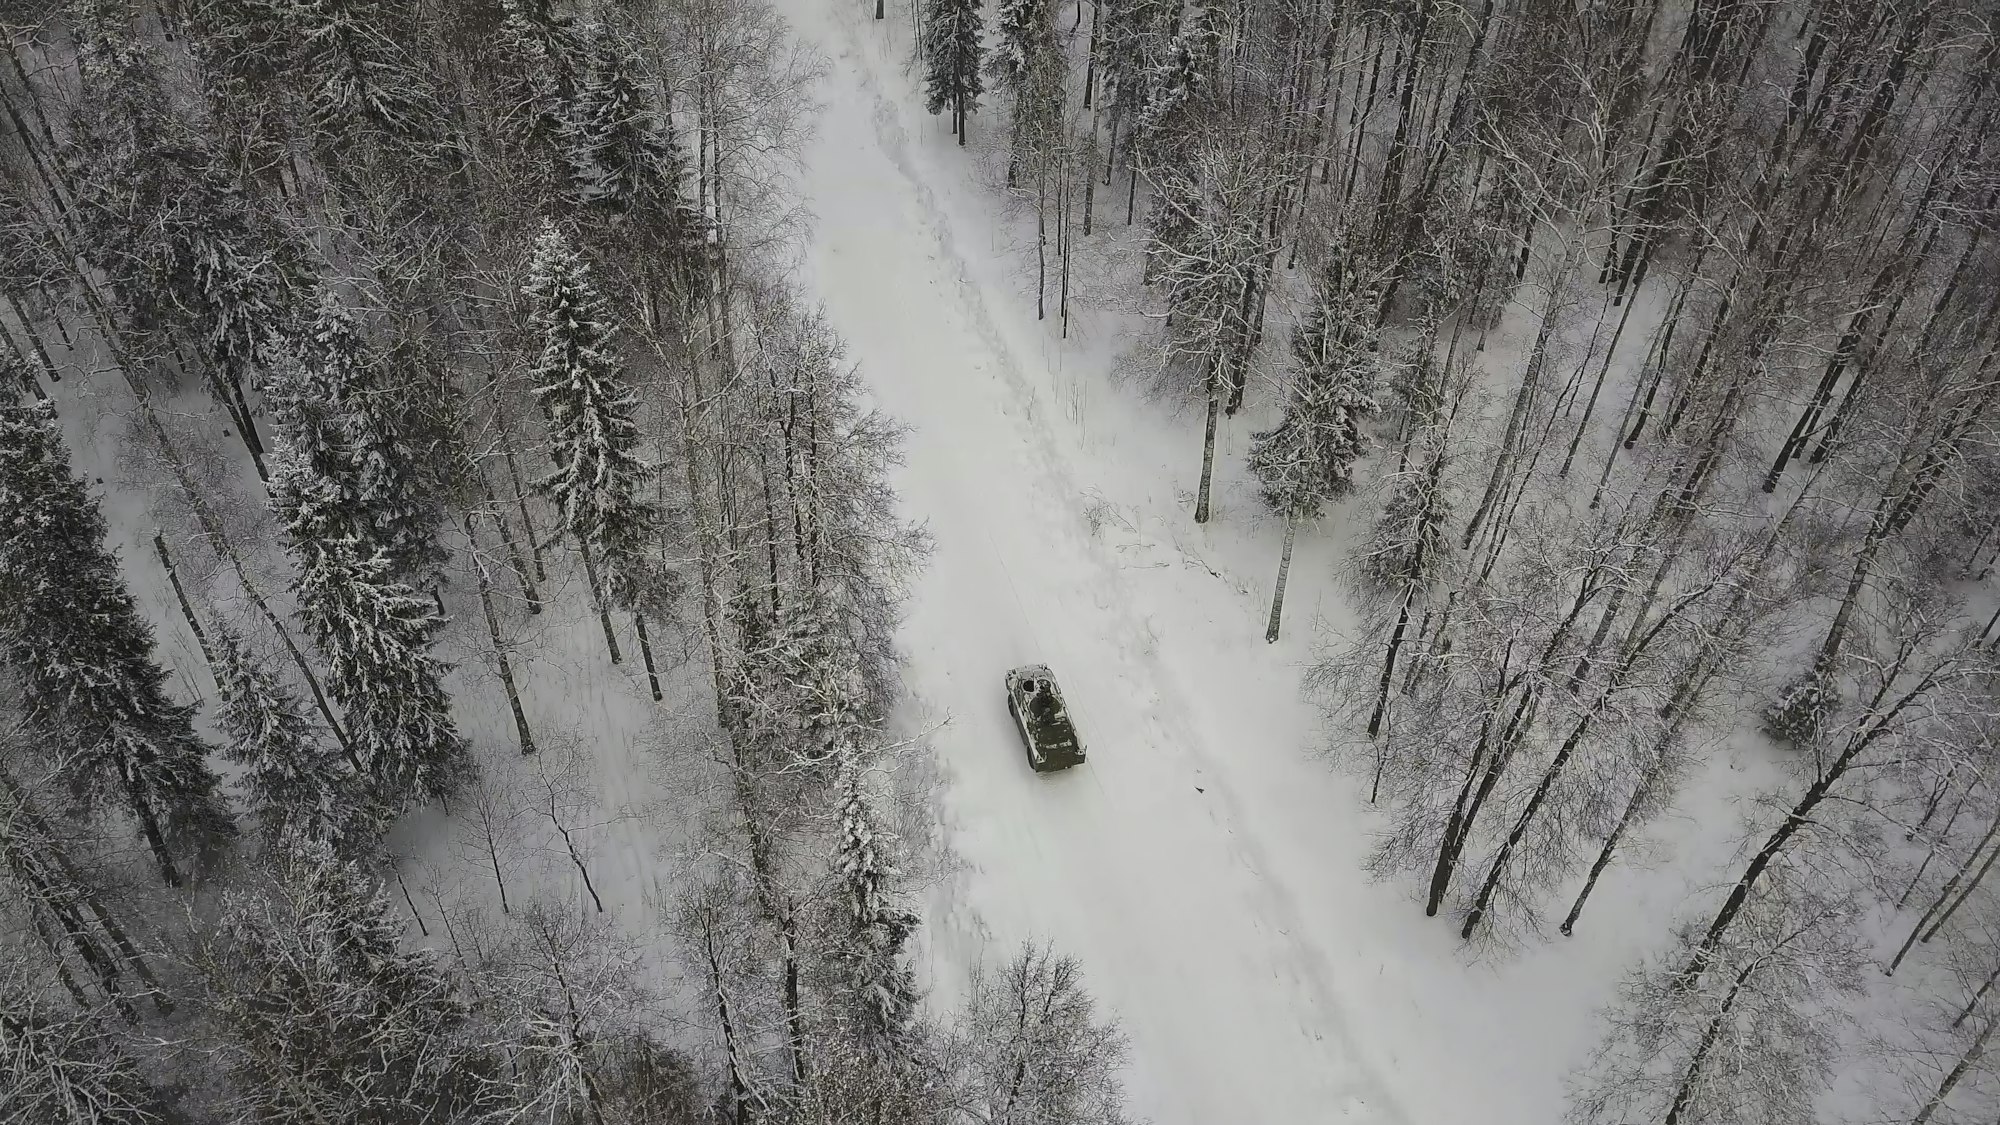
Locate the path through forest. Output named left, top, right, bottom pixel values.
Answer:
left=765, top=3, right=1692, bottom=1122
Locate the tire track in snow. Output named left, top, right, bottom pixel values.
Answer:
left=793, top=10, right=1410, bottom=1122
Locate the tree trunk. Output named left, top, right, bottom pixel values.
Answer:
left=1682, top=660, right=1952, bottom=989
left=1462, top=267, right=1565, bottom=549
left=634, top=612, right=663, bottom=701
left=1889, top=804, right=2000, bottom=974
left=1558, top=285, right=1640, bottom=477
left=464, top=516, right=536, bottom=756
left=1265, top=515, right=1298, bottom=643
left=1036, top=166, right=1049, bottom=321
left=701, top=908, right=752, bottom=1125
left=223, top=369, right=269, bottom=481
left=546, top=792, right=605, bottom=912
left=1193, top=360, right=1222, bottom=524
left=1921, top=828, right=2000, bottom=944
left=478, top=471, right=541, bottom=613
left=153, top=532, right=216, bottom=671
left=1662, top=957, right=1759, bottom=1125
left=503, top=444, right=547, bottom=582
left=1910, top=1010, right=1997, bottom=1125
left=575, top=538, right=623, bottom=665
left=1952, top=960, right=2000, bottom=1030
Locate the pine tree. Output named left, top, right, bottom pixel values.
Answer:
left=990, top=0, right=1061, bottom=188
left=1136, top=7, right=1219, bottom=170
left=289, top=0, right=442, bottom=141
left=991, top=0, right=1055, bottom=87
left=199, top=838, right=486, bottom=1123
left=287, top=535, right=471, bottom=809
left=65, top=4, right=299, bottom=473
left=318, top=292, right=444, bottom=581
left=831, top=746, right=920, bottom=1046
left=1247, top=261, right=1380, bottom=641
left=559, top=23, right=682, bottom=214
left=497, top=0, right=587, bottom=144
left=922, top=0, right=984, bottom=144
left=208, top=625, right=368, bottom=850
left=0, top=401, right=235, bottom=887
left=523, top=223, right=661, bottom=633
left=265, top=292, right=445, bottom=596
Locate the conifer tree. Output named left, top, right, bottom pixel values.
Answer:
left=295, top=291, right=445, bottom=585
left=288, top=0, right=443, bottom=142
left=1248, top=260, right=1380, bottom=641
left=286, top=534, right=470, bottom=810
left=198, top=838, right=485, bottom=1123
left=560, top=23, right=681, bottom=214
left=0, top=401, right=234, bottom=887
left=65, top=3, right=299, bottom=473
left=208, top=625, right=367, bottom=850
left=497, top=0, right=587, bottom=145
left=522, top=222, right=661, bottom=661
left=831, top=746, right=920, bottom=1046
left=923, top=0, right=985, bottom=144
left=990, top=0, right=1060, bottom=186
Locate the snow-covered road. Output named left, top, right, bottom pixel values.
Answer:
left=780, top=11, right=1405, bottom=1122
left=772, top=4, right=1670, bottom=1122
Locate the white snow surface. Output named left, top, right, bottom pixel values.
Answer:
left=769, top=4, right=1754, bottom=1122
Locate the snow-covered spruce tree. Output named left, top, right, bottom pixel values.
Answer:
left=522, top=221, right=662, bottom=663
left=1248, top=258, right=1381, bottom=642
left=1134, top=5, right=1220, bottom=178
left=830, top=746, right=920, bottom=1047
left=497, top=0, right=588, bottom=148
left=279, top=290, right=447, bottom=586
left=0, top=401, right=234, bottom=888
left=922, top=0, right=984, bottom=145
left=1096, top=0, right=1168, bottom=187
left=989, top=0, right=1060, bottom=188
left=196, top=838, right=490, bottom=1123
left=207, top=625, right=369, bottom=851
left=0, top=966, right=176, bottom=1125
left=63, top=3, right=301, bottom=472
left=954, top=942, right=1129, bottom=1125
left=288, top=0, right=444, bottom=143
left=559, top=22, right=680, bottom=214
left=286, top=534, right=471, bottom=810
left=1350, top=367, right=1461, bottom=741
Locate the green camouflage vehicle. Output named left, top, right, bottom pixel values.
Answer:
left=1005, top=664, right=1086, bottom=773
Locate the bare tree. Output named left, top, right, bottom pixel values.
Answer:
left=951, top=941, right=1129, bottom=1125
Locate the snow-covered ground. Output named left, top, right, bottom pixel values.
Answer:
left=15, top=4, right=1834, bottom=1119
left=764, top=4, right=1791, bottom=1123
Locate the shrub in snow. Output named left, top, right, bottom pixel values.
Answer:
left=1762, top=663, right=1838, bottom=747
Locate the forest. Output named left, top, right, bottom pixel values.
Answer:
left=1, top=0, right=1998, bottom=1122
